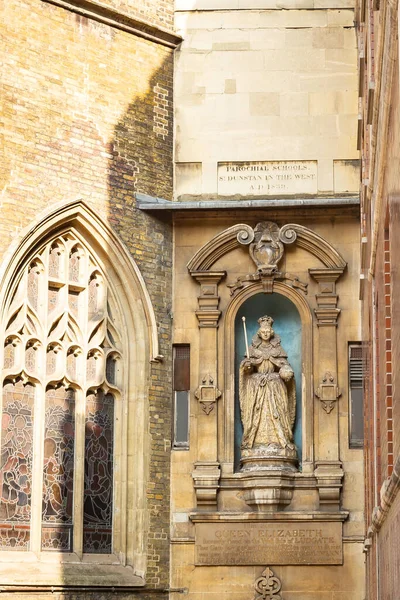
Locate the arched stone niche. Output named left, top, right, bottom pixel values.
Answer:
left=188, top=221, right=347, bottom=514
left=225, top=285, right=310, bottom=474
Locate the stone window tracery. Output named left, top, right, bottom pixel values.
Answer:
left=0, top=233, right=122, bottom=554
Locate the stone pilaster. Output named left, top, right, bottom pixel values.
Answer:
left=191, top=271, right=225, bottom=509
left=310, top=268, right=345, bottom=510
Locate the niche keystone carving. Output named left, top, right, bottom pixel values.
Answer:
left=228, top=221, right=307, bottom=296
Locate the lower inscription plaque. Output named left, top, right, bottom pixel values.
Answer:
left=195, top=522, right=342, bottom=566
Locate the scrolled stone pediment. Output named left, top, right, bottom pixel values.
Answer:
left=187, top=222, right=347, bottom=274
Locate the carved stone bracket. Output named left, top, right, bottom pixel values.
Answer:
left=240, top=470, right=296, bottom=512
left=315, top=371, right=342, bottom=414
left=314, top=461, right=344, bottom=510
left=254, top=567, right=283, bottom=600
left=195, top=375, right=222, bottom=415
left=192, top=461, right=220, bottom=508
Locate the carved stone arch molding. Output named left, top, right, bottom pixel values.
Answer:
left=187, top=222, right=347, bottom=272
left=0, top=198, right=161, bottom=363
left=0, top=198, right=160, bottom=585
left=188, top=221, right=348, bottom=512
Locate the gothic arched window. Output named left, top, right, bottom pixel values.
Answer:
left=1, top=233, right=122, bottom=554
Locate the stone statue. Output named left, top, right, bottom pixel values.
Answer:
left=239, top=315, right=297, bottom=470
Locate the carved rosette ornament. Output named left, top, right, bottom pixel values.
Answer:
left=315, top=371, right=341, bottom=414
left=195, top=375, right=222, bottom=415
left=254, top=567, right=283, bottom=600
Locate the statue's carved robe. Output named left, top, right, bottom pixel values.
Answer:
left=239, top=335, right=296, bottom=451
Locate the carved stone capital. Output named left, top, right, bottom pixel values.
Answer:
left=314, top=308, right=341, bottom=327
left=309, top=267, right=345, bottom=289
left=315, top=372, right=341, bottom=413
left=314, top=461, right=344, bottom=510
left=191, top=270, right=226, bottom=289
left=191, top=271, right=226, bottom=328
left=195, top=375, right=221, bottom=415
left=192, top=461, right=220, bottom=508
left=310, top=268, right=344, bottom=326
left=195, top=310, right=222, bottom=328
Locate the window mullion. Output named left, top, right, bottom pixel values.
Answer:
left=72, top=247, right=89, bottom=558
left=32, top=249, right=48, bottom=554
left=31, top=386, right=45, bottom=554
left=73, top=388, right=85, bottom=558
left=113, top=390, right=124, bottom=560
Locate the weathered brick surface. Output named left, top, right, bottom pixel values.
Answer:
left=96, top=0, right=174, bottom=31
left=1, top=0, right=173, bottom=595
left=378, top=490, right=400, bottom=599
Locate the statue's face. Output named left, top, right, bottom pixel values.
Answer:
left=258, top=326, right=273, bottom=341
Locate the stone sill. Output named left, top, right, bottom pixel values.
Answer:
left=0, top=560, right=145, bottom=587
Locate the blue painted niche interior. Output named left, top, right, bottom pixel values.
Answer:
left=234, top=292, right=302, bottom=471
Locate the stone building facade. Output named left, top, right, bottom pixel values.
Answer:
left=163, top=0, right=365, bottom=598
left=1, top=0, right=366, bottom=598
left=357, top=0, right=400, bottom=597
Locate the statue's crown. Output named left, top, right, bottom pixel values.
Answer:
left=258, top=315, right=274, bottom=327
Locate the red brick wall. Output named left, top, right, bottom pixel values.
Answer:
left=378, top=490, right=400, bottom=599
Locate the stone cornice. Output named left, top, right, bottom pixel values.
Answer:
left=137, top=193, right=360, bottom=211
left=41, top=0, right=182, bottom=48
left=189, top=511, right=349, bottom=523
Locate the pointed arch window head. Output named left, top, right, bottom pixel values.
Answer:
left=0, top=232, right=122, bottom=554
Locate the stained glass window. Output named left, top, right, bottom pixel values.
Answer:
left=1, top=233, right=122, bottom=554
left=83, top=391, right=114, bottom=553
left=0, top=381, right=35, bottom=550
left=41, top=387, right=75, bottom=551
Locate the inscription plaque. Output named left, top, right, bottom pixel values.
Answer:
left=217, top=161, right=318, bottom=196
left=195, top=522, right=342, bottom=566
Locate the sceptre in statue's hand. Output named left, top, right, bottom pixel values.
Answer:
left=242, top=316, right=249, bottom=358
